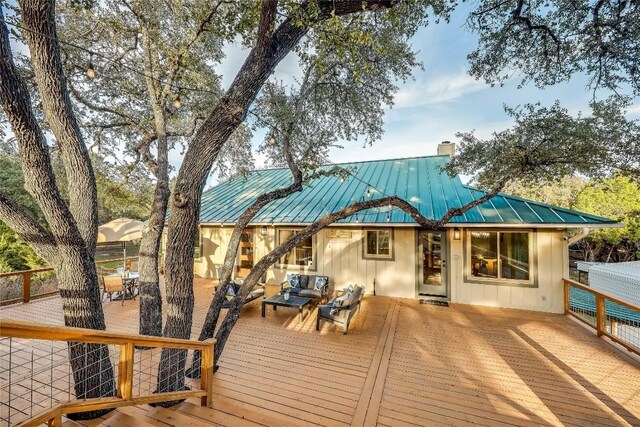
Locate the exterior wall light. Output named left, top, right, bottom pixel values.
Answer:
left=453, top=227, right=461, bottom=240
left=260, top=226, right=268, bottom=236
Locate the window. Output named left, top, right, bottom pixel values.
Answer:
left=194, top=227, right=202, bottom=260
left=364, top=229, right=393, bottom=259
left=468, top=231, right=532, bottom=283
left=277, top=229, right=315, bottom=268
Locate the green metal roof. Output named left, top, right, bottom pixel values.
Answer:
left=199, top=155, right=617, bottom=227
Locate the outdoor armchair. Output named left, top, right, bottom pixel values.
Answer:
left=316, top=285, right=363, bottom=334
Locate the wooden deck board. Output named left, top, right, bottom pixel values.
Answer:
left=1, top=278, right=639, bottom=426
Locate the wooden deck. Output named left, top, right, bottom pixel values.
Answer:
left=2, top=278, right=640, bottom=426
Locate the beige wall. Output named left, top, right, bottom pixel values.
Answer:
left=197, top=225, right=568, bottom=313
left=449, top=228, right=568, bottom=314
left=198, top=226, right=417, bottom=298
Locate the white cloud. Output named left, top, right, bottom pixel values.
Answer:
left=393, top=72, right=487, bottom=109
left=626, top=103, right=640, bottom=117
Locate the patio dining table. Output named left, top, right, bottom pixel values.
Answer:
left=108, top=271, right=139, bottom=300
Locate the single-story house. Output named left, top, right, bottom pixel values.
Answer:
left=192, top=144, right=618, bottom=314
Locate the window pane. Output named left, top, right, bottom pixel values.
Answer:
left=279, top=230, right=314, bottom=266
left=500, top=233, right=530, bottom=280
left=367, top=231, right=378, bottom=255
left=378, top=231, right=390, bottom=255
left=279, top=230, right=294, bottom=265
left=296, top=235, right=313, bottom=266
left=470, top=232, right=498, bottom=278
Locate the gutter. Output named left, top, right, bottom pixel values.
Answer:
left=568, top=228, right=591, bottom=246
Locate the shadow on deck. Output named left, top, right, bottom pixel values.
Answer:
left=1, top=277, right=639, bottom=426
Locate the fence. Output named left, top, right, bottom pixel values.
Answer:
left=0, top=257, right=139, bottom=306
left=564, top=278, right=640, bottom=357
left=0, top=320, right=214, bottom=426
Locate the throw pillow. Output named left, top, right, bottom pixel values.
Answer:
left=314, top=277, right=328, bottom=291
left=289, top=274, right=301, bottom=288
left=330, top=293, right=350, bottom=315
left=225, top=284, right=236, bottom=301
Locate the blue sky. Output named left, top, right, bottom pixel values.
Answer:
left=206, top=2, right=638, bottom=181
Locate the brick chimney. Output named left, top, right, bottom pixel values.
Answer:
left=437, top=141, right=455, bottom=157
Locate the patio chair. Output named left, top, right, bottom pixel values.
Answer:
left=316, top=285, right=363, bottom=335
left=102, top=276, right=134, bottom=306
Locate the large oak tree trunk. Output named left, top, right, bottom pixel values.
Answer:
left=0, top=3, right=114, bottom=419
left=56, top=258, right=116, bottom=419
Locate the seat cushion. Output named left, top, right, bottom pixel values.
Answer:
left=299, top=289, right=321, bottom=299
left=299, top=275, right=310, bottom=289
left=319, top=304, right=347, bottom=320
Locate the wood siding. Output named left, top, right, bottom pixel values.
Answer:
left=449, top=228, right=568, bottom=313
left=197, top=225, right=568, bottom=313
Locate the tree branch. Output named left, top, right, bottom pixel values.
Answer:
left=0, top=192, right=57, bottom=262
left=511, top=0, right=560, bottom=57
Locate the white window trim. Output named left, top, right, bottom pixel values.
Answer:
left=275, top=228, right=317, bottom=270
left=464, top=229, right=537, bottom=287
left=363, top=228, right=394, bottom=260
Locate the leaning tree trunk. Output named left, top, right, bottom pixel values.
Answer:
left=158, top=0, right=405, bottom=393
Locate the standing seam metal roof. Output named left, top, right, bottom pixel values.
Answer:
left=198, top=155, right=617, bottom=226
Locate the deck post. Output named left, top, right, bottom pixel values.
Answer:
left=200, top=343, right=214, bottom=407
left=22, top=272, right=31, bottom=303
left=563, top=280, right=570, bottom=315
left=118, top=342, right=134, bottom=400
left=595, top=294, right=606, bottom=337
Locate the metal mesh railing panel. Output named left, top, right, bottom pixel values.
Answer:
left=568, top=285, right=597, bottom=327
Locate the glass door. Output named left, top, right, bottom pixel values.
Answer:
left=237, top=228, right=254, bottom=277
left=418, top=231, right=448, bottom=297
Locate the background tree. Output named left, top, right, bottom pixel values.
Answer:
left=447, top=99, right=640, bottom=189
left=53, top=0, right=248, bottom=336
left=573, top=175, right=640, bottom=263
left=0, top=154, right=46, bottom=272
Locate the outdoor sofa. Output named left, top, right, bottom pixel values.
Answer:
left=316, top=285, right=363, bottom=335
left=281, top=274, right=330, bottom=302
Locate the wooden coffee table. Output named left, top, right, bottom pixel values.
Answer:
left=262, top=294, right=312, bottom=322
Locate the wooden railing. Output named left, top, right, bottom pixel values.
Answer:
left=0, top=257, right=138, bottom=305
left=0, top=320, right=214, bottom=427
left=564, top=278, right=640, bottom=357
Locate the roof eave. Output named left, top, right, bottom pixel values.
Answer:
left=199, top=221, right=623, bottom=229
